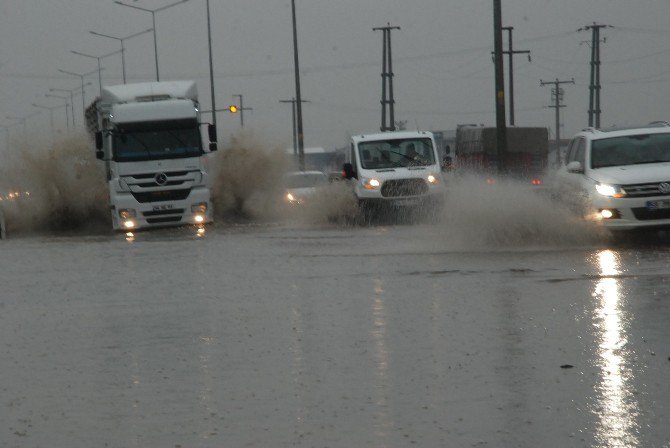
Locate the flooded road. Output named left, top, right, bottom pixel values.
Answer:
left=1, top=224, right=669, bottom=447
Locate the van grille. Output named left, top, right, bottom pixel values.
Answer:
left=381, top=179, right=428, bottom=197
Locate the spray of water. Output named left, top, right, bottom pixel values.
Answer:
left=0, top=133, right=109, bottom=235
left=434, top=174, right=608, bottom=249
left=209, top=132, right=358, bottom=226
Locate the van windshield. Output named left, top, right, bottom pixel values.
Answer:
left=591, top=132, right=670, bottom=168
left=358, top=137, right=435, bottom=169
left=113, top=119, right=203, bottom=162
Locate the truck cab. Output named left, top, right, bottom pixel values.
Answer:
left=343, top=130, right=447, bottom=217
left=94, top=81, right=216, bottom=231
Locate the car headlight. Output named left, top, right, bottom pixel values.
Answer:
left=362, top=177, right=381, bottom=190
left=595, top=183, right=625, bottom=198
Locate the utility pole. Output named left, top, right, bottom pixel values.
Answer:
left=290, top=0, right=306, bottom=171
left=492, top=0, right=507, bottom=173
left=373, top=23, right=400, bottom=132
left=280, top=98, right=310, bottom=157
left=501, top=27, right=530, bottom=126
left=541, top=78, right=575, bottom=167
left=579, top=23, right=611, bottom=128
left=231, top=94, right=253, bottom=128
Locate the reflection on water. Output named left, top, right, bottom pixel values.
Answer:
left=371, top=278, right=392, bottom=443
left=592, top=250, right=640, bottom=447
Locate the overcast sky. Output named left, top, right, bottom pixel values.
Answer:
left=1, top=0, right=670, bottom=150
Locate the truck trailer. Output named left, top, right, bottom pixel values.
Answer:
left=89, top=80, right=217, bottom=231
left=454, top=125, right=549, bottom=185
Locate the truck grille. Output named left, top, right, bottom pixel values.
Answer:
left=146, top=216, right=183, bottom=224
left=131, top=189, right=190, bottom=203
left=623, top=181, right=670, bottom=198
left=381, top=179, right=428, bottom=197
left=142, top=208, right=185, bottom=217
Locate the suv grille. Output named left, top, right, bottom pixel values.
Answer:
left=381, top=179, right=428, bottom=197
left=631, top=207, right=670, bottom=220
left=624, top=181, right=670, bottom=198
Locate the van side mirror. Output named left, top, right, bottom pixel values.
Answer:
left=208, top=124, right=217, bottom=143
left=342, top=162, right=356, bottom=179
left=566, top=161, right=583, bottom=173
left=209, top=142, right=218, bottom=152
left=95, top=131, right=103, bottom=150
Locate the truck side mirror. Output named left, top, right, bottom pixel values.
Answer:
left=95, top=150, right=104, bottom=160
left=208, top=124, right=217, bottom=143
left=209, top=142, right=218, bottom=152
left=95, top=131, right=103, bottom=150
left=342, top=162, right=356, bottom=179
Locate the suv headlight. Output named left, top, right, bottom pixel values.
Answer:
left=595, top=183, right=625, bottom=198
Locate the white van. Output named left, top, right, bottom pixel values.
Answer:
left=343, top=131, right=447, bottom=218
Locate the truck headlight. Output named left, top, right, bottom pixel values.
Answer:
left=595, top=183, right=625, bottom=198
left=362, top=177, right=381, bottom=190
left=119, top=208, right=136, bottom=219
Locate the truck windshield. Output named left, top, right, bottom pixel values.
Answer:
left=591, top=133, right=670, bottom=168
left=113, top=120, right=203, bottom=162
left=358, top=137, right=435, bottom=169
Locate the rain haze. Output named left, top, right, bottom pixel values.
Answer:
left=1, top=0, right=670, bottom=149
left=2, top=2, right=670, bottom=448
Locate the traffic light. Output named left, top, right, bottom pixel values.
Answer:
left=228, top=105, right=238, bottom=113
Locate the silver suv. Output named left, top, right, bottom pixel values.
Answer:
left=554, top=122, right=670, bottom=231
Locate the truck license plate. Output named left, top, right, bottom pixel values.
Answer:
left=152, top=204, right=174, bottom=211
left=646, top=199, right=670, bottom=210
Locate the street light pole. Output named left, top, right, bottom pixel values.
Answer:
left=114, top=0, right=191, bottom=82
left=6, top=112, right=40, bottom=136
left=71, top=49, right=122, bottom=95
left=58, top=67, right=100, bottom=117
left=90, top=28, right=154, bottom=84
left=232, top=94, right=253, bottom=128
left=45, top=94, right=70, bottom=129
left=32, top=103, right=66, bottom=135
left=49, top=83, right=91, bottom=128
left=205, top=0, right=217, bottom=132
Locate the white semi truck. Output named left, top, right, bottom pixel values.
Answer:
left=90, top=80, right=217, bottom=231
left=342, top=130, right=448, bottom=219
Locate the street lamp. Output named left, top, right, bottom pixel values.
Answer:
left=205, top=0, right=217, bottom=133
left=32, top=103, right=67, bottom=135
left=71, top=49, right=122, bottom=96
left=45, top=94, right=71, bottom=129
left=58, top=67, right=100, bottom=117
left=50, top=83, right=92, bottom=128
left=114, top=0, right=191, bottom=82
left=89, top=28, right=153, bottom=84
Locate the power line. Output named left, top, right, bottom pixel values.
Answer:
left=541, top=78, right=575, bottom=166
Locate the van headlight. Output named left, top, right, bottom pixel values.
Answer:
left=362, top=177, right=381, bottom=190
left=595, top=183, right=625, bottom=198
left=427, top=174, right=439, bottom=185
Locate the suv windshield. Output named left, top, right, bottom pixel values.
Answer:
left=591, top=132, right=670, bottom=168
left=358, top=137, right=435, bottom=169
left=113, top=119, right=203, bottom=162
